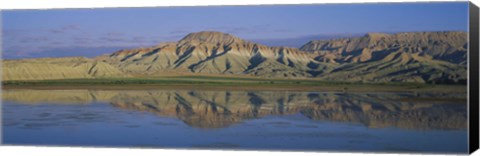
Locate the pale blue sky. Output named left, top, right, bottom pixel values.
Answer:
left=2, top=2, right=469, bottom=59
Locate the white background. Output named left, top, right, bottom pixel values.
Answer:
left=0, top=0, right=479, bottom=156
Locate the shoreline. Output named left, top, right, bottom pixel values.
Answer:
left=2, top=83, right=467, bottom=93
left=1, top=77, right=467, bottom=93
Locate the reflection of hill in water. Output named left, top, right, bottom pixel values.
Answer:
left=3, top=89, right=466, bottom=130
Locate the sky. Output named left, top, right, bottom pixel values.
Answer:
left=2, top=2, right=469, bottom=59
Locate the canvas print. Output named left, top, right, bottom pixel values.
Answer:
left=1, top=2, right=472, bottom=154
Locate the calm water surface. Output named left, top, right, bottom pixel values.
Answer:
left=2, top=89, right=468, bottom=153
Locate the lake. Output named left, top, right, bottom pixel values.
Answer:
left=1, top=89, right=468, bottom=153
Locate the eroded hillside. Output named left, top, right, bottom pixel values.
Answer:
left=2, top=31, right=468, bottom=83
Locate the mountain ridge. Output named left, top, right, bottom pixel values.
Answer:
left=2, top=31, right=468, bottom=84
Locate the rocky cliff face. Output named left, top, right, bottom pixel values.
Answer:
left=98, top=31, right=324, bottom=78
left=300, top=31, right=467, bottom=64
left=299, top=31, right=467, bottom=83
left=2, top=31, right=468, bottom=83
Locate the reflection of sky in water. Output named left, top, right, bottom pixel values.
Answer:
left=2, top=89, right=468, bottom=153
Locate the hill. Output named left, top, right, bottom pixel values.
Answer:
left=2, top=31, right=468, bottom=84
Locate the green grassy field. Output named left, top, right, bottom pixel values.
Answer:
left=1, top=76, right=467, bottom=93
